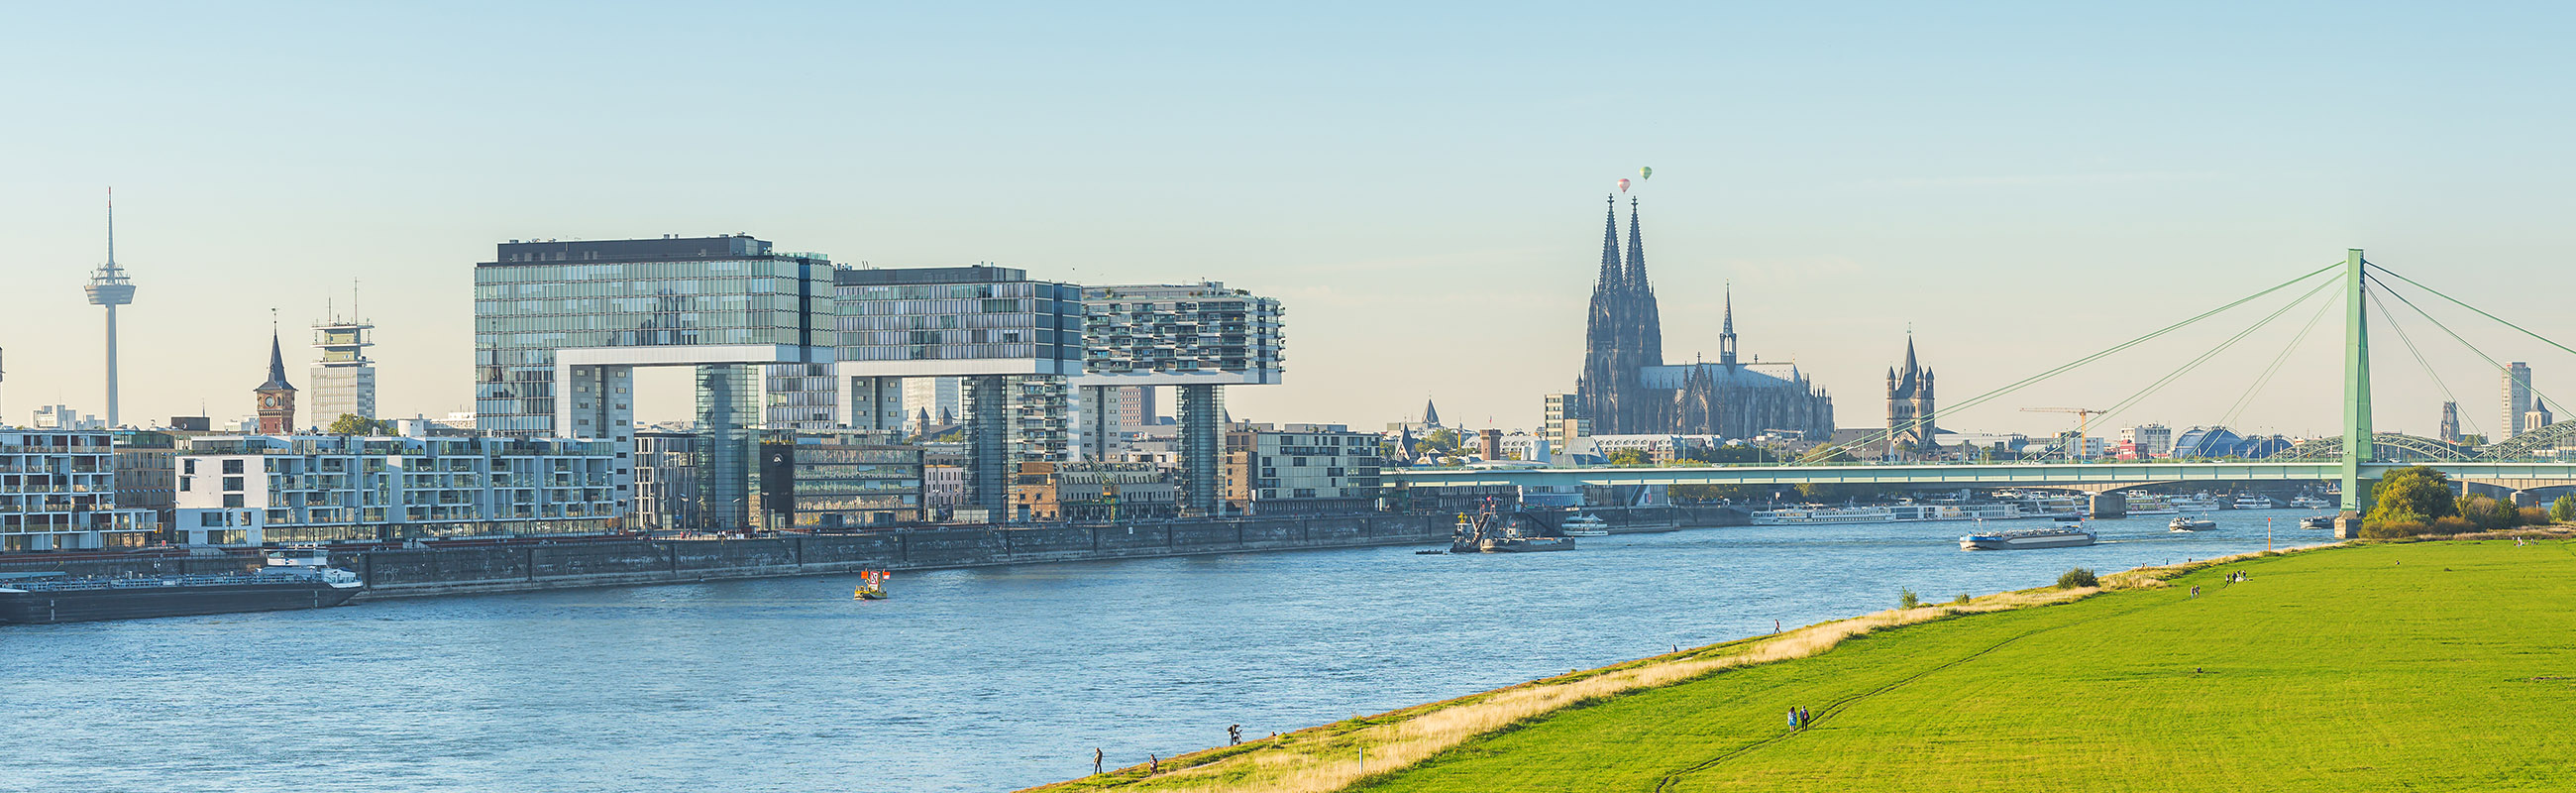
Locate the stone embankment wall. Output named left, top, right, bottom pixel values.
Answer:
left=0, top=513, right=1450, bottom=601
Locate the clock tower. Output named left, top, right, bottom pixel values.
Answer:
left=256, top=328, right=298, bottom=434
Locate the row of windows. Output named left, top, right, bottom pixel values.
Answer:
left=475, top=260, right=816, bottom=283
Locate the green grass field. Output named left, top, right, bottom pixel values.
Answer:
left=1352, top=539, right=2576, bottom=792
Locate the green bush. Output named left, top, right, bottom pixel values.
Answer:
left=1899, top=588, right=1921, bottom=609
left=2519, top=507, right=2550, bottom=526
left=1951, top=593, right=1972, bottom=606
left=2455, top=496, right=2517, bottom=531
left=2058, top=568, right=2098, bottom=589
left=2552, top=495, right=2576, bottom=523
left=2431, top=516, right=2478, bottom=535
left=2360, top=518, right=2428, bottom=539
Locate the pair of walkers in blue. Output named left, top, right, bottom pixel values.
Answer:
left=1786, top=706, right=1812, bottom=729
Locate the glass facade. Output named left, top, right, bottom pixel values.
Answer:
left=833, top=266, right=1084, bottom=368
left=472, top=236, right=834, bottom=437
left=1082, top=283, right=1285, bottom=377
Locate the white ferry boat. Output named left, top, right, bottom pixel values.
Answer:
left=2125, top=495, right=2181, bottom=515
left=1753, top=503, right=2025, bottom=525
left=2288, top=495, right=2331, bottom=510
left=2231, top=494, right=2275, bottom=510
left=1558, top=514, right=1611, bottom=536
left=1960, top=524, right=2096, bottom=551
left=2171, top=494, right=2223, bottom=511
left=2169, top=515, right=2216, bottom=532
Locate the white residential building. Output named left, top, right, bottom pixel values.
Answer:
left=0, top=428, right=159, bottom=551
left=174, top=434, right=620, bottom=545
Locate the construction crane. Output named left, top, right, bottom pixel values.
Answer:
left=2022, top=407, right=2108, bottom=462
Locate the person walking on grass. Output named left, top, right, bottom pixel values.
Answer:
left=1799, top=707, right=1811, bottom=728
left=1094, top=748, right=1103, bottom=775
left=1787, top=707, right=1799, bottom=729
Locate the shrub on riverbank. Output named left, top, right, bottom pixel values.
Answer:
left=2057, top=567, right=2097, bottom=589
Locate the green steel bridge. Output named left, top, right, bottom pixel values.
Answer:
left=1387, top=250, right=2576, bottom=523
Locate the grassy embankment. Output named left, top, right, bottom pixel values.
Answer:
left=1032, top=532, right=2576, bottom=792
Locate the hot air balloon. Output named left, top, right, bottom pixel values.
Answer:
left=1616, top=177, right=1631, bottom=192
left=1639, top=167, right=1653, bottom=180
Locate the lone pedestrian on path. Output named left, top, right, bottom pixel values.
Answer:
left=1229, top=724, right=1241, bottom=744
left=1094, top=748, right=1103, bottom=775
left=1149, top=754, right=1160, bottom=774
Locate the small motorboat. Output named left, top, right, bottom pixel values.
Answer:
left=2169, top=516, right=2217, bottom=532
left=1415, top=548, right=1447, bottom=555
left=2300, top=516, right=2334, bottom=530
left=852, top=570, right=891, bottom=600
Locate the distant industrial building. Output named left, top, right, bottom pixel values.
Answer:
left=175, top=434, right=620, bottom=545
left=0, top=428, right=159, bottom=551
left=32, top=404, right=104, bottom=431
left=1222, top=423, right=1380, bottom=515
left=2117, top=424, right=2174, bottom=460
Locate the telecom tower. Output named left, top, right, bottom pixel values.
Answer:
left=83, top=188, right=136, bottom=427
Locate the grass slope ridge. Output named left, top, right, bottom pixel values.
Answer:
left=1361, top=538, right=2576, bottom=792
left=1029, top=551, right=2206, bottom=793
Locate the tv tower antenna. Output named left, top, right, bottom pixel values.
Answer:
left=85, top=187, right=138, bottom=428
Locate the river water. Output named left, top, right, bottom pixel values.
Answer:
left=1, top=510, right=2328, bottom=792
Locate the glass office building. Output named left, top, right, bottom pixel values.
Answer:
left=835, top=266, right=1083, bottom=510
left=473, top=235, right=836, bottom=437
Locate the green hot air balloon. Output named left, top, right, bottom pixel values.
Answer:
left=1639, top=167, right=1653, bottom=180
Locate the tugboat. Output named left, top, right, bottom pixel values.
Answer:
left=1558, top=513, right=1612, bottom=536
left=852, top=570, right=892, bottom=601
left=2169, top=515, right=2217, bottom=532
left=0, top=548, right=363, bottom=624
left=1450, top=504, right=1574, bottom=553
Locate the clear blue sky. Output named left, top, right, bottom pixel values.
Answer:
left=5, top=2, right=2573, bottom=439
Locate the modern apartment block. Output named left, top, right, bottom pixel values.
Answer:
left=0, top=429, right=159, bottom=551
left=836, top=265, right=1084, bottom=510
left=1078, top=283, right=1285, bottom=513
left=312, top=311, right=377, bottom=421
left=1221, top=422, right=1381, bottom=515
left=632, top=429, right=707, bottom=531
left=752, top=431, right=925, bottom=530
left=173, top=435, right=620, bottom=545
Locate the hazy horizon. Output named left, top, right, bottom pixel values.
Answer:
left=9, top=3, right=2576, bottom=441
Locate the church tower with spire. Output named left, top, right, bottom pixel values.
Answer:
left=1569, top=191, right=1835, bottom=443
left=1886, top=335, right=1935, bottom=451
left=256, top=326, right=299, bottom=434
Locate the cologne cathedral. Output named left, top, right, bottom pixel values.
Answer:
left=1572, top=196, right=1836, bottom=439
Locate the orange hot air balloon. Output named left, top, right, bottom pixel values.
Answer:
left=1617, top=178, right=1631, bottom=192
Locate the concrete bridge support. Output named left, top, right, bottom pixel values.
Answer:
left=2090, top=492, right=2127, bottom=519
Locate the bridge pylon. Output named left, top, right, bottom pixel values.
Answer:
left=2337, top=248, right=2372, bottom=536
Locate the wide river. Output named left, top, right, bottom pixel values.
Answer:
left=3, top=510, right=2328, bottom=792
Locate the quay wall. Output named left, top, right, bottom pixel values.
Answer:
left=0, top=513, right=1452, bottom=601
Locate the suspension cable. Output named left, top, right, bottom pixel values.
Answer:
left=2364, top=286, right=2486, bottom=442
left=2366, top=271, right=2567, bottom=421
left=2088, top=275, right=2339, bottom=437
left=2220, top=285, right=2337, bottom=430
left=1808, top=262, right=2342, bottom=461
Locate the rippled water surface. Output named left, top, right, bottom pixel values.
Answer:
left=2, top=511, right=2331, bottom=792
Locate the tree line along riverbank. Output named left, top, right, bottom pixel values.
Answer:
left=1035, top=530, right=2576, bottom=792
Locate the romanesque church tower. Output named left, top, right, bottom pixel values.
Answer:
left=1886, top=335, right=1935, bottom=451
